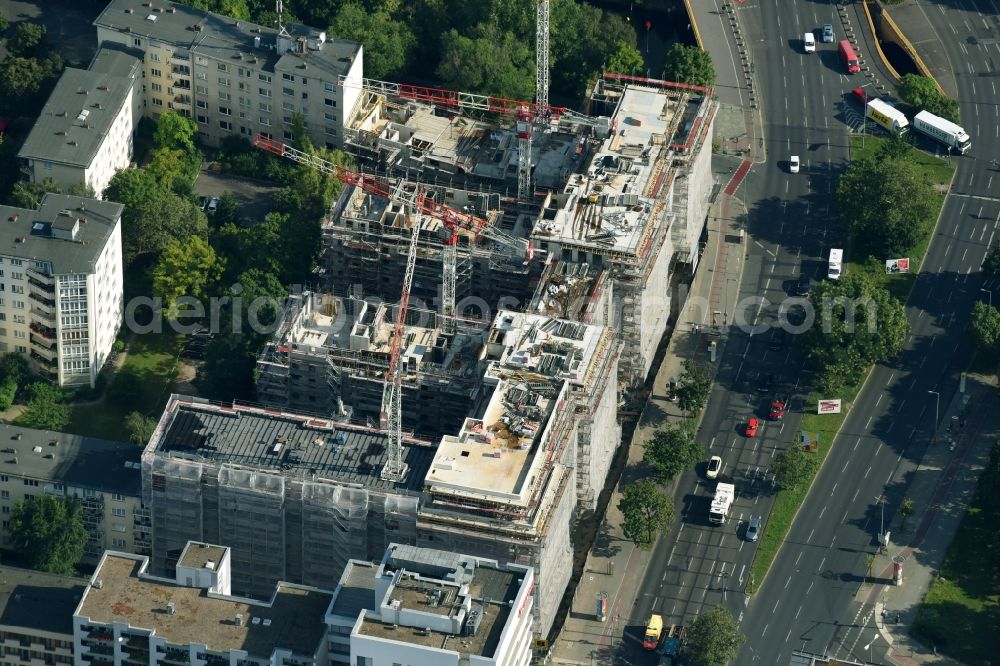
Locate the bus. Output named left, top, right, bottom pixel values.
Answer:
left=838, top=40, right=860, bottom=74
left=828, top=248, right=843, bottom=280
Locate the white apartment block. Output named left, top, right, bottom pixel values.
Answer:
left=0, top=565, right=85, bottom=666
left=17, top=50, right=141, bottom=199
left=0, top=194, right=124, bottom=388
left=73, top=541, right=335, bottom=666
left=0, top=423, right=149, bottom=563
left=93, top=0, right=363, bottom=150
left=328, top=544, right=534, bottom=666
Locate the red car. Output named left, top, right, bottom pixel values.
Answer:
left=744, top=417, right=760, bottom=437
left=769, top=400, right=786, bottom=420
left=852, top=87, right=870, bottom=106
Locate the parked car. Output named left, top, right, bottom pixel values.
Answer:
left=199, top=196, right=209, bottom=211
left=852, top=87, right=871, bottom=106
left=769, top=400, right=786, bottom=420
left=207, top=197, right=220, bottom=214
left=790, top=155, right=800, bottom=173
left=706, top=455, right=723, bottom=480
left=745, top=515, right=762, bottom=542
left=822, top=23, right=835, bottom=43
left=795, top=274, right=813, bottom=297
left=756, top=372, right=773, bottom=394
left=744, top=417, right=760, bottom=437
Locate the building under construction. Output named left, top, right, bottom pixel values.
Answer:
left=149, top=309, right=618, bottom=636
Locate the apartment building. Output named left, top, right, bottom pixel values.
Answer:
left=93, top=0, right=363, bottom=150
left=0, top=566, right=85, bottom=666
left=0, top=194, right=124, bottom=388
left=73, top=541, right=334, bottom=666
left=328, top=544, right=533, bottom=666
left=0, top=424, right=149, bottom=563
left=17, top=50, right=141, bottom=199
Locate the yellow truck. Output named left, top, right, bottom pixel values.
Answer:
left=643, top=614, right=664, bottom=650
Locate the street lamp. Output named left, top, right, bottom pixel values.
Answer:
left=864, top=631, right=880, bottom=664
left=981, top=287, right=993, bottom=307
left=927, top=390, right=940, bottom=431
left=860, top=82, right=875, bottom=149
left=875, top=495, right=887, bottom=552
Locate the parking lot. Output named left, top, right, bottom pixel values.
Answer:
left=195, top=168, right=280, bottom=226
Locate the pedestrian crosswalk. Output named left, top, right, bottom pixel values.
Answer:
left=843, top=107, right=865, bottom=133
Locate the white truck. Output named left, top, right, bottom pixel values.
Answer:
left=865, top=99, right=909, bottom=133
left=828, top=248, right=843, bottom=281
left=709, top=482, right=735, bottom=525
left=913, top=110, right=971, bottom=154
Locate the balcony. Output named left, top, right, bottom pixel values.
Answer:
left=30, top=350, right=57, bottom=369
left=30, top=308, right=56, bottom=327
left=25, top=267, right=53, bottom=285
left=30, top=337, right=57, bottom=359
left=28, top=292, right=55, bottom=313
left=174, top=94, right=192, bottom=106
left=27, top=276, right=54, bottom=293
left=29, top=322, right=56, bottom=339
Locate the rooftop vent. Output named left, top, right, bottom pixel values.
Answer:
left=235, top=613, right=244, bottom=626
left=55, top=130, right=65, bottom=136
left=205, top=560, right=215, bottom=570
left=8, top=215, right=17, bottom=223
left=59, top=209, right=72, bottom=216
left=262, top=618, right=272, bottom=627
left=169, top=6, right=176, bottom=12
left=125, top=7, right=133, bottom=14
left=67, top=140, right=77, bottom=146
left=97, top=85, right=108, bottom=91
left=166, top=602, right=175, bottom=615
left=146, top=14, right=157, bottom=22
left=32, top=446, right=42, bottom=454
left=251, top=616, right=261, bottom=625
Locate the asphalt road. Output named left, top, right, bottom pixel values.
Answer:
left=609, top=0, right=1000, bottom=663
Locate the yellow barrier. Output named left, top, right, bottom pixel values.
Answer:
left=683, top=0, right=704, bottom=50
left=879, top=5, right=947, bottom=96
left=861, top=0, right=901, bottom=83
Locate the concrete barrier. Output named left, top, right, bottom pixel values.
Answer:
left=873, top=1, right=946, bottom=94
left=683, top=0, right=704, bottom=49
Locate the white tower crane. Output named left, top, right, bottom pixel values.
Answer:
left=518, top=0, right=551, bottom=202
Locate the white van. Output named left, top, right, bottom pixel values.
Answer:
left=828, top=248, right=844, bottom=280
left=804, top=32, right=816, bottom=53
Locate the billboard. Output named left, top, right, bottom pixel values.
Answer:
left=818, top=399, right=842, bottom=414
left=885, top=258, right=910, bottom=274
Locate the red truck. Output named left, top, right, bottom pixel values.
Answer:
left=838, top=39, right=860, bottom=74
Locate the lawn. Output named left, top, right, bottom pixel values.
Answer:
left=911, top=442, right=1000, bottom=665
left=846, top=135, right=955, bottom=303
left=65, top=331, right=184, bottom=440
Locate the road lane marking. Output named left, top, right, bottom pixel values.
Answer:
left=830, top=483, right=837, bottom=496
left=875, top=394, right=882, bottom=406
left=864, top=465, right=871, bottom=478
left=819, top=506, right=827, bottom=519
left=806, top=581, right=814, bottom=595
left=785, top=628, right=792, bottom=643
left=773, top=600, right=780, bottom=612
left=842, top=460, right=849, bottom=473
left=818, top=556, right=826, bottom=571
left=876, top=442, right=882, bottom=455
left=795, top=605, right=802, bottom=619
left=795, top=551, right=802, bottom=566
left=853, top=488, right=859, bottom=502
left=762, top=624, right=769, bottom=638
left=807, top=528, right=814, bottom=542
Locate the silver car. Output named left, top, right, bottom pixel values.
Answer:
left=822, top=24, right=835, bottom=43
left=746, top=515, right=762, bottom=542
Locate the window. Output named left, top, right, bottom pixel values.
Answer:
left=196, top=100, right=207, bottom=109
left=196, top=71, right=207, bottom=81
left=282, top=101, right=295, bottom=112
left=2, top=521, right=8, bottom=530
left=218, top=63, right=229, bottom=72
left=111, top=538, right=127, bottom=549
left=197, top=114, right=208, bottom=124
left=324, top=82, right=336, bottom=92
left=10, top=260, right=21, bottom=267
left=240, top=96, right=252, bottom=108
left=196, top=84, right=209, bottom=96
left=324, top=112, right=336, bottom=122
left=239, top=111, right=248, bottom=120
left=258, top=101, right=271, bottom=112
left=219, top=91, right=231, bottom=102
left=150, top=82, right=163, bottom=93
left=0, top=476, right=7, bottom=483
left=258, top=87, right=271, bottom=98
left=0, top=490, right=7, bottom=498
left=13, top=330, right=24, bottom=339
left=218, top=77, right=230, bottom=87
left=219, top=120, right=232, bottom=131
left=259, top=116, right=271, bottom=126
left=112, top=507, right=127, bottom=517
left=11, top=286, right=22, bottom=294
left=282, top=116, right=292, bottom=125
left=238, top=81, right=246, bottom=91
left=12, top=301, right=22, bottom=310
left=259, top=73, right=272, bottom=83
left=112, top=524, right=127, bottom=533
left=282, top=86, right=293, bottom=96
left=150, top=68, right=162, bottom=78
left=13, top=345, right=25, bottom=354
left=112, top=493, right=125, bottom=501
left=133, top=38, right=141, bottom=47
left=325, top=98, right=336, bottom=108
left=219, top=105, right=231, bottom=116
left=23, top=479, right=38, bottom=487
left=152, top=98, right=163, bottom=107
left=150, top=52, right=160, bottom=63
left=10, top=272, right=21, bottom=280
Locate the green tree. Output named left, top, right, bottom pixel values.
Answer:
left=685, top=607, right=746, bottom=666
left=14, top=382, right=70, bottom=431
left=0, top=379, right=16, bottom=411
left=195, top=333, right=259, bottom=400
left=662, top=43, right=716, bottom=88
left=329, top=2, right=415, bottom=79
left=153, top=109, right=199, bottom=153
left=212, top=191, right=241, bottom=228
left=9, top=495, right=88, bottom=575
left=0, top=353, right=29, bottom=384
left=772, top=444, right=818, bottom=490
left=10, top=177, right=61, bottom=209
left=124, top=411, right=158, bottom=446
left=643, top=422, right=704, bottom=483
left=982, top=243, right=1000, bottom=281
left=900, top=497, right=914, bottom=529
left=618, top=479, right=675, bottom=548
left=66, top=182, right=96, bottom=198
left=152, top=236, right=223, bottom=316
left=968, top=301, right=1000, bottom=353
left=676, top=360, right=713, bottom=414
left=177, top=0, right=250, bottom=20
left=607, top=40, right=645, bottom=76
left=836, top=143, right=938, bottom=258
left=8, top=22, right=47, bottom=58
left=147, top=147, right=187, bottom=189
left=436, top=25, right=535, bottom=101
left=0, top=13, right=8, bottom=32
left=0, top=53, right=64, bottom=117
left=899, top=73, right=960, bottom=123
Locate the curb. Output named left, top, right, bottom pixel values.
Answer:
left=682, top=0, right=704, bottom=49
left=879, top=4, right=947, bottom=96
left=861, top=0, right=902, bottom=83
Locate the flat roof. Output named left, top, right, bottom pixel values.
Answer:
left=177, top=542, right=227, bottom=571
left=18, top=66, right=136, bottom=169
left=0, top=423, right=140, bottom=496
left=94, top=0, right=360, bottom=81
left=0, top=194, right=122, bottom=274
left=0, top=565, right=87, bottom=636
left=329, top=561, right=378, bottom=619
left=153, top=396, right=433, bottom=494
left=78, top=554, right=332, bottom=656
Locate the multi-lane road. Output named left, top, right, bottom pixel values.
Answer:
left=616, top=0, right=1000, bottom=663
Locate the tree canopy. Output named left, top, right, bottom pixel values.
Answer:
left=124, top=411, right=158, bottom=446
left=153, top=109, right=199, bottom=154
left=437, top=26, right=536, bottom=101
left=9, top=495, right=89, bottom=575
left=676, top=360, right=713, bottom=414
left=899, top=73, right=960, bottom=123
left=8, top=23, right=47, bottom=58
left=983, top=243, right=1000, bottom=281
left=836, top=140, right=939, bottom=259
left=662, top=44, right=716, bottom=88
left=685, top=607, right=746, bottom=666
left=968, top=301, right=1000, bottom=354
left=152, top=236, right=223, bottom=316
left=14, top=382, right=70, bottom=431
left=618, top=479, right=675, bottom=548
left=643, top=422, right=704, bottom=483
left=772, top=444, right=819, bottom=490
left=329, top=3, right=415, bottom=79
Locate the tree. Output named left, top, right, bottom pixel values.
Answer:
left=898, top=73, right=960, bottom=123
left=124, top=411, right=158, bottom=446
left=618, top=479, right=675, bottom=548
left=153, top=110, right=198, bottom=154
left=147, top=147, right=187, bottom=189
left=967, top=301, right=1000, bottom=353
left=14, top=382, right=70, bottom=431
left=195, top=333, right=259, bottom=400
left=8, top=495, right=88, bottom=575
left=686, top=607, right=746, bottom=666
left=152, top=236, right=223, bottom=316
left=662, top=43, right=716, bottom=88
left=837, top=143, right=938, bottom=258
left=0, top=54, right=64, bottom=117
left=983, top=243, right=1000, bottom=281
left=66, top=182, right=96, bottom=198
left=10, top=177, right=61, bottom=209
left=606, top=40, right=644, bottom=76
left=865, top=553, right=876, bottom=582
left=212, top=191, right=241, bottom=228
left=437, top=25, right=535, bottom=101
left=772, top=444, right=819, bottom=490
left=643, top=422, right=704, bottom=483
left=900, top=498, right=914, bottom=529
left=329, top=3, right=415, bottom=79
left=0, top=379, right=16, bottom=411
left=178, top=0, right=250, bottom=20
left=0, top=13, right=8, bottom=32
left=676, top=360, right=713, bottom=414
left=7, top=23, right=47, bottom=58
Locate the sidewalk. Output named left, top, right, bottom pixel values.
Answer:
left=857, top=378, right=999, bottom=665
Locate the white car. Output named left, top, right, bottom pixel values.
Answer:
left=706, top=455, right=723, bottom=480
left=790, top=155, right=800, bottom=173
left=207, top=197, right=220, bottom=213
left=803, top=33, right=816, bottom=53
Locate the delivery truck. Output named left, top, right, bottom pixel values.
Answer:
left=709, top=482, right=735, bottom=525
left=913, top=110, right=971, bottom=154
left=644, top=614, right=664, bottom=650
left=865, top=99, right=909, bottom=133
left=838, top=39, right=860, bottom=74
